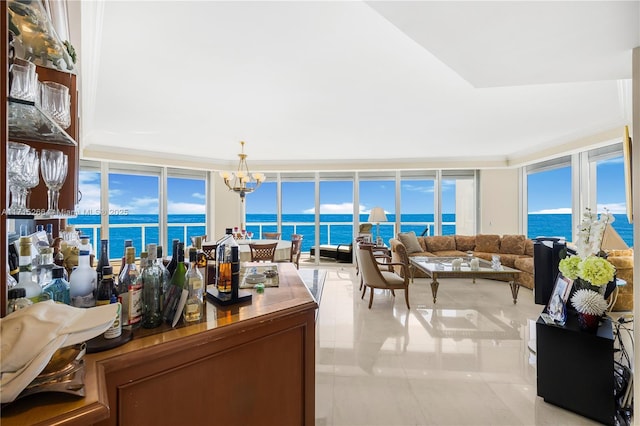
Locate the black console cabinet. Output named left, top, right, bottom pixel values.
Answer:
left=536, top=314, right=615, bottom=425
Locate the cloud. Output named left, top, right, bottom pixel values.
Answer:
left=531, top=204, right=627, bottom=215
left=531, top=208, right=572, bottom=214
left=303, top=202, right=366, bottom=214
left=192, top=192, right=206, bottom=200
left=597, top=203, right=627, bottom=214
left=168, top=202, right=206, bottom=214
left=402, top=183, right=433, bottom=193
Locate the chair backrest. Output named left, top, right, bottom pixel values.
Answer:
left=358, top=244, right=392, bottom=289
left=202, top=244, right=217, bottom=261
left=250, top=242, right=278, bottom=262
left=290, top=237, right=303, bottom=267
left=291, top=234, right=303, bottom=241
left=263, top=232, right=281, bottom=240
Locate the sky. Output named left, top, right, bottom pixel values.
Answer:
left=76, top=156, right=627, bottom=217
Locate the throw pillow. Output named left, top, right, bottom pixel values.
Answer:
left=475, top=234, right=501, bottom=253
left=398, top=231, right=424, bottom=254
left=500, top=234, right=526, bottom=255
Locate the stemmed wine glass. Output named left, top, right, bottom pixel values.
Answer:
left=40, top=149, right=68, bottom=215
left=9, top=148, right=39, bottom=214
left=7, top=142, right=31, bottom=214
left=241, top=229, right=247, bottom=240
left=246, top=231, right=254, bottom=241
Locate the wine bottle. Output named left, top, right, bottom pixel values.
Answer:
left=163, top=242, right=186, bottom=323
left=184, top=248, right=203, bottom=322
left=166, top=239, right=180, bottom=278
left=8, top=240, right=19, bottom=282
left=120, top=239, right=133, bottom=271
left=96, top=265, right=114, bottom=306
left=96, top=239, right=110, bottom=283
left=141, top=244, right=163, bottom=328
left=118, top=246, right=142, bottom=327
left=69, top=238, right=97, bottom=308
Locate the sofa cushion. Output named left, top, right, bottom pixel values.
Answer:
left=500, top=234, right=526, bottom=255
left=607, top=249, right=634, bottom=257
left=524, top=239, right=534, bottom=257
left=455, top=235, right=476, bottom=252
left=475, top=234, right=501, bottom=253
left=398, top=231, right=423, bottom=254
left=426, top=236, right=456, bottom=252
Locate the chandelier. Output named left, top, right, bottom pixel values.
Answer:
left=219, top=141, right=265, bottom=202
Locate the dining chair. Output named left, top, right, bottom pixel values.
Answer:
left=289, top=237, right=303, bottom=269
left=249, top=242, right=278, bottom=262
left=263, top=232, right=281, bottom=240
left=358, top=244, right=410, bottom=309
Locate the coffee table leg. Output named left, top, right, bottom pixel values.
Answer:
left=509, top=280, right=520, bottom=304
left=431, top=278, right=439, bottom=303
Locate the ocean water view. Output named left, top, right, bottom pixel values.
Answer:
left=68, top=213, right=634, bottom=260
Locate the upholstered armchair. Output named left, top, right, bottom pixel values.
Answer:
left=358, top=244, right=410, bottom=309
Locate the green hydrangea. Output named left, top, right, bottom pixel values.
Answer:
left=578, top=256, right=616, bottom=286
left=559, top=256, right=581, bottom=279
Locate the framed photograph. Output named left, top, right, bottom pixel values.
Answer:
left=358, top=233, right=372, bottom=243
left=545, top=273, right=574, bottom=324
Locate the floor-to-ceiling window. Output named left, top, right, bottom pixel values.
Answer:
left=167, top=171, right=207, bottom=257
left=281, top=173, right=315, bottom=246
left=526, top=158, right=573, bottom=240
left=68, top=162, right=102, bottom=249
left=319, top=174, right=354, bottom=249
left=358, top=172, right=396, bottom=245
left=400, top=171, right=434, bottom=236
left=591, top=144, right=634, bottom=247
left=245, top=178, right=278, bottom=240
left=108, top=166, right=160, bottom=257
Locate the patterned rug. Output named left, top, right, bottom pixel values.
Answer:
left=297, top=268, right=327, bottom=304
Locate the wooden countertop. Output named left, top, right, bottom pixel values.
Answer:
left=1, top=262, right=317, bottom=426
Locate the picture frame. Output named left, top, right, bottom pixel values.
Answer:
left=358, top=233, right=372, bottom=243
left=544, top=273, right=574, bottom=325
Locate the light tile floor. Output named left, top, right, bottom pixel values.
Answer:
left=312, top=264, right=628, bottom=426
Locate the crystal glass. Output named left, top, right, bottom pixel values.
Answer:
left=40, top=149, right=68, bottom=215
left=7, top=142, right=30, bottom=214
left=9, top=60, right=38, bottom=102
left=246, top=231, right=254, bottom=241
left=9, top=148, right=39, bottom=214
left=40, top=81, right=71, bottom=129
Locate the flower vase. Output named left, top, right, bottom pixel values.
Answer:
left=577, top=312, right=601, bottom=332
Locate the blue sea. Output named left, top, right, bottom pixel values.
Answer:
left=68, top=213, right=634, bottom=260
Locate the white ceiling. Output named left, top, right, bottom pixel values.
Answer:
left=76, top=1, right=639, bottom=171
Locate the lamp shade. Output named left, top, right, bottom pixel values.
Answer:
left=368, top=207, right=387, bottom=223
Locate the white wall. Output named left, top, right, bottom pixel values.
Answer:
left=212, top=177, right=243, bottom=241
left=479, top=169, right=520, bottom=235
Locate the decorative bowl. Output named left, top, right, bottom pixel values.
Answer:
left=245, top=273, right=266, bottom=284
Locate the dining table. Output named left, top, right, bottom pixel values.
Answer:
left=235, top=239, right=292, bottom=263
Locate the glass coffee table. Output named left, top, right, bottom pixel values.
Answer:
left=409, top=256, right=521, bottom=304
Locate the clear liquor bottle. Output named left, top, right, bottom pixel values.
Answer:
left=156, top=245, right=170, bottom=306
left=184, top=248, right=203, bottom=322
left=69, top=238, right=97, bottom=308
left=141, top=244, right=163, bottom=328
left=15, top=236, right=42, bottom=302
left=118, top=246, right=142, bottom=327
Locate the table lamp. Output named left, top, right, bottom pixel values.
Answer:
left=368, top=207, right=387, bottom=246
